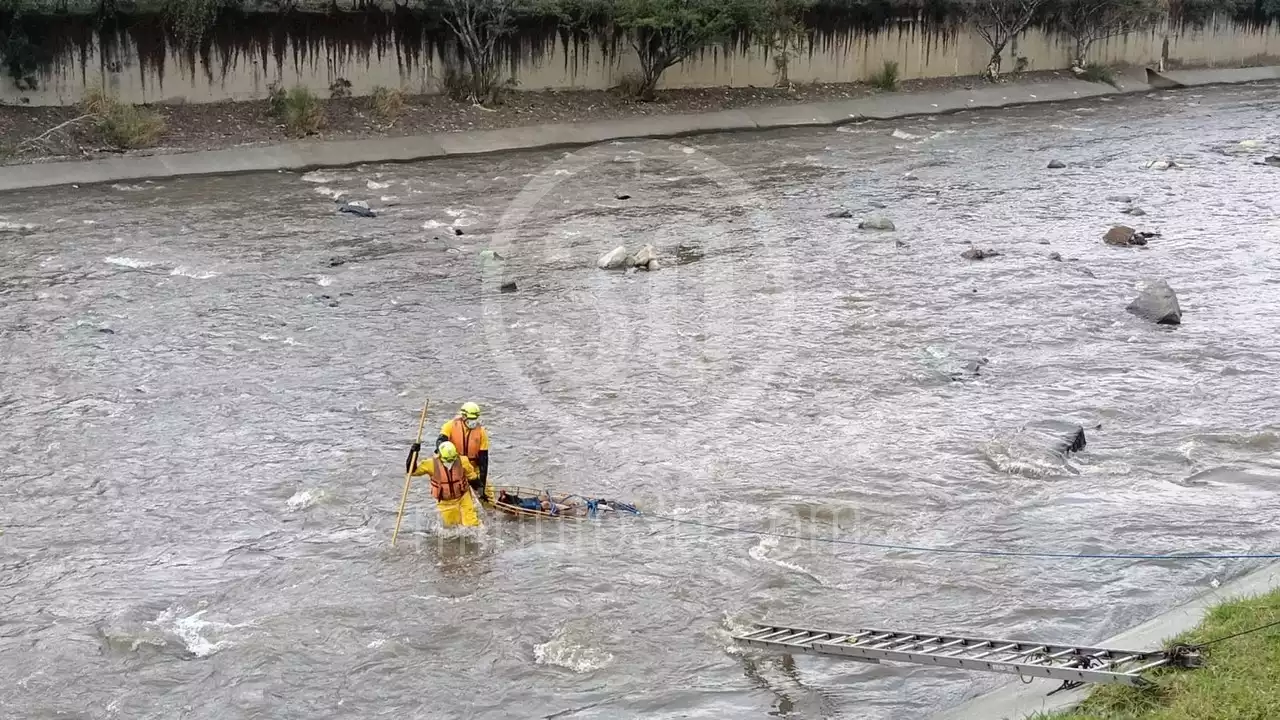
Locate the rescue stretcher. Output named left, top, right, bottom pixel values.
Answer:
left=483, top=485, right=640, bottom=520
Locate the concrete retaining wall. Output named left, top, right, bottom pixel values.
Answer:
left=2, top=15, right=1278, bottom=106
left=2, top=65, right=1278, bottom=194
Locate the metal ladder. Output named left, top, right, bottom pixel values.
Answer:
left=734, top=623, right=1199, bottom=687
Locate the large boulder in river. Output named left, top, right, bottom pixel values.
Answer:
left=1103, top=225, right=1159, bottom=247
left=1127, top=279, right=1182, bottom=325
left=597, top=246, right=629, bottom=270
left=859, top=216, right=896, bottom=231
left=1023, top=420, right=1088, bottom=455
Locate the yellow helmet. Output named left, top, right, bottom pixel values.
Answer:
left=460, top=402, right=481, bottom=419
left=438, top=441, right=459, bottom=462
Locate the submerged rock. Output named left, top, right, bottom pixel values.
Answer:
left=597, top=246, right=629, bottom=270
left=859, top=216, right=895, bottom=231
left=1049, top=251, right=1063, bottom=261
left=1126, top=279, right=1182, bottom=325
left=950, top=357, right=989, bottom=381
left=499, top=281, right=518, bottom=293
left=1047, top=159, right=1066, bottom=169
left=1121, top=206, right=1147, bottom=216
left=826, top=209, right=854, bottom=219
left=1263, top=156, right=1280, bottom=167
left=0, top=220, right=39, bottom=235
left=1024, top=420, right=1088, bottom=455
left=961, top=247, right=1001, bottom=260
left=1106, top=194, right=1135, bottom=203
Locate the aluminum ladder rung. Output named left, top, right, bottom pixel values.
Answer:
left=732, top=622, right=1170, bottom=687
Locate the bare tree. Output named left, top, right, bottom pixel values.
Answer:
left=967, top=0, right=1047, bottom=80
left=438, top=0, right=526, bottom=105
left=1055, top=0, right=1164, bottom=69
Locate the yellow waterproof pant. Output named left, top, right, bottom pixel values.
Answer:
left=436, top=492, right=480, bottom=528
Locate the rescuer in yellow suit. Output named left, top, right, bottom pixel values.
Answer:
left=408, top=441, right=481, bottom=528
left=436, top=401, right=491, bottom=502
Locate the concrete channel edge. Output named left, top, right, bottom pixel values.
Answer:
left=1, top=65, right=1278, bottom=193
left=929, top=561, right=1280, bottom=720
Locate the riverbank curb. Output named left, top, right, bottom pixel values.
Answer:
left=1, top=65, right=1277, bottom=193
left=929, top=561, right=1280, bottom=720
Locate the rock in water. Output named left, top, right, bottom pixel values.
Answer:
left=1103, top=225, right=1136, bottom=246
left=1024, top=420, right=1087, bottom=455
left=1102, top=225, right=1159, bottom=247
left=1047, top=159, right=1066, bottom=169
left=826, top=209, right=854, bottom=219
left=859, top=216, right=895, bottom=231
left=961, top=247, right=1001, bottom=260
left=1263, top=156, right=1280, bottom=167
left=1049, top=252, right=1063, bottom=261
left=1121, top=206, right=1146, bottom=216
left=1127, top=279, right=1182, bottom=325
left=630, top=244, right=657, bottom=269
left=338, top=200, right=376, bottom=218
left=499, top=281, right=518, bottom=293
left=597, top=246, right=629, bottom=270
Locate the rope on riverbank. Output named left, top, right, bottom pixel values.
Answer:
left=636, top=512, right=1280, bottom=561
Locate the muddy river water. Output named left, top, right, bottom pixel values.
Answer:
left=2, top=82, right=1280, bottom=719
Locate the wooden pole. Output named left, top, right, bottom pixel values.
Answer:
left=391, top=400, right=430, bottom=547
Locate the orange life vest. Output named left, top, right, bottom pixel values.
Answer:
left=444, top=417, right=485, bottom=460
left=430, top=457, right=470, bottom=501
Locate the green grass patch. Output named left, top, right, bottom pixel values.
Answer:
left=1035, top=587, right=1280, bottom=720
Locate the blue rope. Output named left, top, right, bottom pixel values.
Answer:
left=637, top=512, right=1280, bottom=561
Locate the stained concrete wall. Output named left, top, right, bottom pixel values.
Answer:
left=3, top=16, right=1279, bottom=106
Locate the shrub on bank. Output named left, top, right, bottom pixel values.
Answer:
left=1078, top=61, right=1117, bottom=85
left=81, top=87, right=167, bottom=149
left=870, top=60, right=899, bottom=90
left=269, top=85, right=325, bottom=137
left=369, top=85, right=406, bottom=123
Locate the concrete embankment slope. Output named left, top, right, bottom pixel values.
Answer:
left=930, top=561, right=1280, bottom=720
left=1, top=65, right=1277, bottom=194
